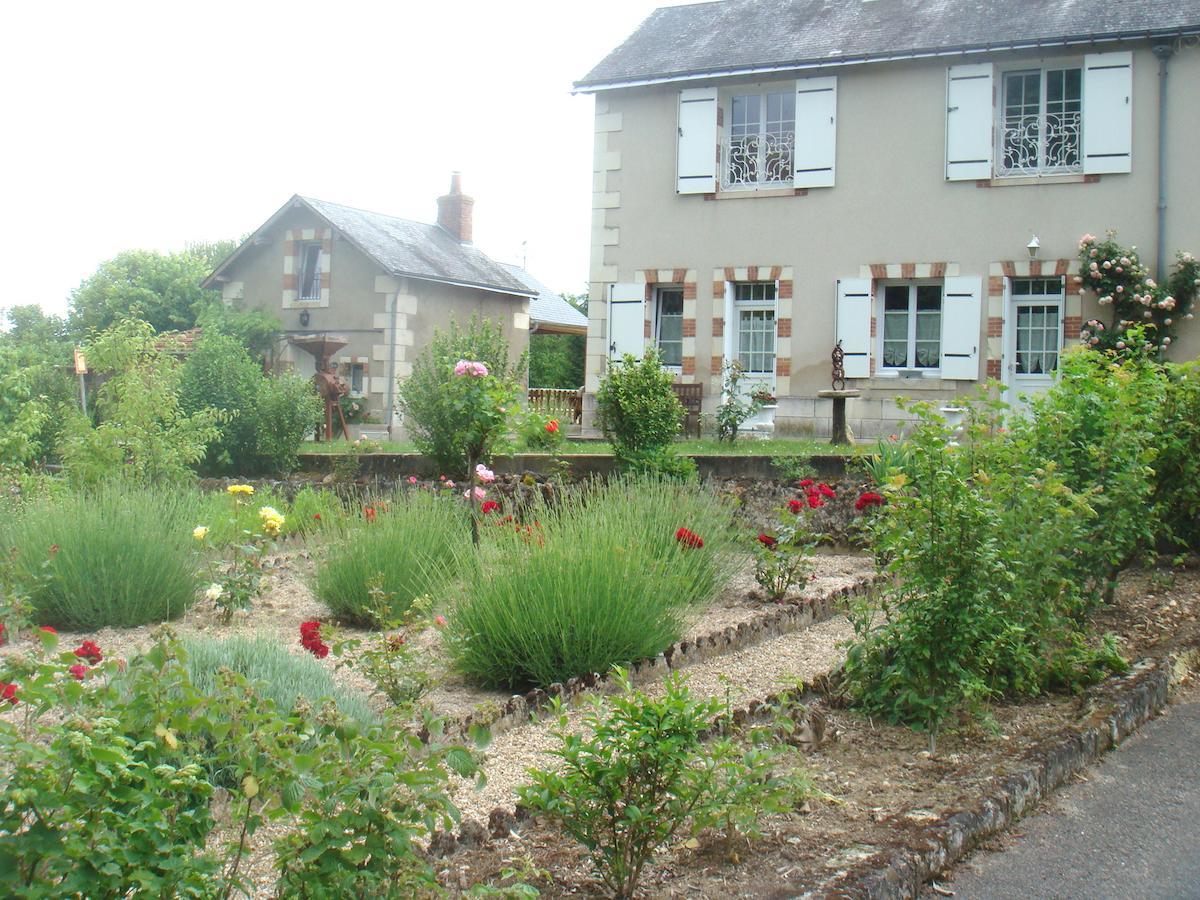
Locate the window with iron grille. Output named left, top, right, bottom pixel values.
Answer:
left=999, top=67, right=1082, bottom=175
left=725, top=91, right=795, bottom=188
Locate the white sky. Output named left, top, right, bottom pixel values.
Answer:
left=2, top=0, right=691, bottom=318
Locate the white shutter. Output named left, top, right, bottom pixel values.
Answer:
left=945, top=64, right=994, bottom=181
left=607, top=283, right=645, bottom=360
left=941, top=276, right=982, bottom=380
left=722, top=281, right=735, bottom=363
left=677, top=88, right=719, bottom=194
left=1083, top=51, right=1133, bottom=174
left=793, top=76, right=837, bottom=189
left=835, top=278, right=872, bottom=379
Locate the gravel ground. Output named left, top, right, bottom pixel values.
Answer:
left=450, top=613, right=856, bottom=825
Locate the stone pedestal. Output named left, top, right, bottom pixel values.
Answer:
left=817, top=389, right=863, bottom=445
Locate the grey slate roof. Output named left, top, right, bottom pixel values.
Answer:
left=500, top=264, right=588, bottom=332
left=300, top=197, right=534, bottom=296
left=577, top=0, right=1200, bottom=88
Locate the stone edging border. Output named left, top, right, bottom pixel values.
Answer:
left=815, top=657, right=1172, bottom=898
left=438, top=573, right=883, bottom=745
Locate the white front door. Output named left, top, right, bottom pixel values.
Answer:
left=1005, top=277, right=1064, bottom=413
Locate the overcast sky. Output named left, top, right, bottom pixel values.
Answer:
left=2, top=0, right=691, bottom=319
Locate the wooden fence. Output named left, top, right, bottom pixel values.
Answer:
left=527, top=388, right=583, bottom=425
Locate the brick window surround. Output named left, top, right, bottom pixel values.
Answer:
left=283, top=227, right=332, bottom=309
left=986, top=258, right=1082, bottom=381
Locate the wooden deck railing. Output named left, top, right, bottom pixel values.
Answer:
left=528, top=387, right=583, bottom=425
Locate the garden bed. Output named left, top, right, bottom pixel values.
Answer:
left=433, top=562, right=1200, bottom=897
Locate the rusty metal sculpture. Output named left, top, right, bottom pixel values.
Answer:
left=314, top=363, right=351, bottom=442
left=831, top=340, right=846, bottom=391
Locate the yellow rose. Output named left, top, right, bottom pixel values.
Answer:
left=193, top=525, right=209, bottom=541
left=227, top=484, right=255, bottom=496
left=258, top=506, right=285, bottom=537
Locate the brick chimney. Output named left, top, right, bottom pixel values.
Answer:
left=436, top=172, right=474, bottom=243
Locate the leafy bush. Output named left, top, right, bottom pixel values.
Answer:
left=448, top=478, right=739, bottom=689
left=397, top=315, right=527, bottom=478
left=182, top=633, right=374, bottom=724
left=59, top=319, right=222, bottom=486
left=1020, top=346, right=1167, bottom=594
left=179, top=331, right=264, bottom=475
left=253, top=372, right=323, bottom=475
left=516, top=407, right=566, bottom=452
left=1, top=485, right=201, bottom=629
left=315, top=493, right=463, bottom=626
left=714, top=360, right=764, bottom=442
left=595, top=349, right=683, bottom=453
left=1153, top=361, right=1200, bottom=550
left=844, top=398, right=1124, bottom=745
left=519, top=671, right=801, bottom=899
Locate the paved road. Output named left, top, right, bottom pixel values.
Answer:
left=933, top=697, right=1200, bottom=900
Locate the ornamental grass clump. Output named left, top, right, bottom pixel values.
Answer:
left=448, top=477, right=740, bottom=689
left=1, top=484, right=201, bottom=629
left=182, top=633, right=374, bottom=725
left=315, top=492, right=463, bottom=626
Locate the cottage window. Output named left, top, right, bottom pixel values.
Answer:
left=735, top=282, right=776, bottom=374
left=725, top=91, right=795, bottom=188
left=999, top=67, right=1082, bottom=175
left=298, top=243, right=322, bottom=301
left=348, top=362, right=365, bottom=395
left=655, top=287, right=684, bottom=367
left=881, top=283, right=942, bottom=369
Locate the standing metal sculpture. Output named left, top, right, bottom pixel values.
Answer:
left=831, top=340, right=846, bottom=391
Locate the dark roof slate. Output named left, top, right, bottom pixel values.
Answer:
left=299, top=197, right=533, bottom=296
left=577, top=0, right=1200, bottom=88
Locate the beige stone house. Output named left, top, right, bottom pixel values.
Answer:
left=577, top=0, right=1200, bottom=437
left=203, top=176, right=585, bottom=438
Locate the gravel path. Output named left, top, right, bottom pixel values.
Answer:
left=449, top=613, right=856, bottom=824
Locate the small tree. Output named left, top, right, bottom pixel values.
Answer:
left=714, top=360, right=763, bottom=442
left=398, top=316, right=526, bottom=478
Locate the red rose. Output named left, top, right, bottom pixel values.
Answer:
left=545, top=419, right=559, bottom=433
left=481, top=500, right=501, bottom=514
left=312, top=513, right=321, bottom=520
left=364, top=506, right=377, bottom=522
left=818, top=483, right=836, bottom=498
left=40, top=626, right=57, bottom=635
left=74, top=640, right=103, bottom=664
left=807, top=494, right=824, bottom=509
left=757, top=533, right=778, bottom=550
left=787, top=499, right=803, bottom=515
left=0, top=682, right=17, bottom=705
left=0, top=623, right=5, bottom=645
left=855, top=491, right=885, bottom=511
left=674, top=527, right=704, bottom=549
left=69, top=664, right=88, bottom=681
left=799, top=479, right=815, bottom=488
left=386, top=633, right=407, bottom=651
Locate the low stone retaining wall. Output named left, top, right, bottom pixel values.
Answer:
left=818, top=658, right=1173, bottom=898
left=296, top=452, right=849, bottom=482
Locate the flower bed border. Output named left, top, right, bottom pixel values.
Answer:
left=438, top=573, right=882, bottom=745
left=813, top=656, right=1173, bottom=898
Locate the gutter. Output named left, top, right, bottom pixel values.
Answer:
left=1153, top=43, right=1175, bottom=280
left=574, top=28, right=1200, bottom=93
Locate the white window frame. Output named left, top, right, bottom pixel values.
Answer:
left=653, top=286, right=684, bottom=371
left=723, top=87, right=795, bottom=190
left=298, top=242, right=323, bottom=301
left=877, top=280, right=944, bottom=376
left=347, top=362, right=366, bottom=397
left=734, top=282, right=777, bottom=376
left=996, top=61, right=1084, bottom=177
left=1003, top=277, right=1066, bottom=388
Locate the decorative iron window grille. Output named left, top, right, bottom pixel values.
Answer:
left=723, top=91, right=795, bottom=189
left=999, top=68, right=1082, bottom=175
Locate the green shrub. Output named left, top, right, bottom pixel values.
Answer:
left=179, top=331, right=264, bottom=475
left=315, top=493, right=463, bottom=626
left=519, top=671, right=802, bottom=899
left=182, top=633, right=374, bottom=724
left=2, top=485, right=201, bottom=629
left=844, top=398, right=1124, bottom=745
left=516, top=407, right=566, bottom=452
left=253, top=372, right=323, bottom=475
left=1153, top=360, right=1200, bottom=550
left=397, top=315, right=527, bottom=478
left=448, top=478, right=739, bottom=689
left=595, top=349, right=683, bottom=454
